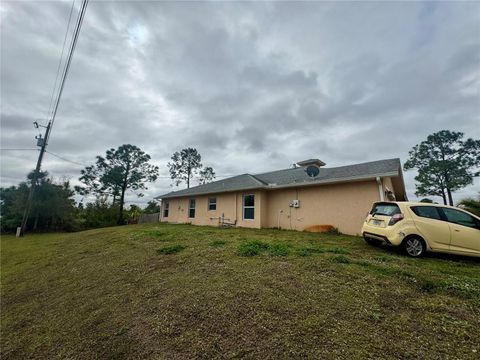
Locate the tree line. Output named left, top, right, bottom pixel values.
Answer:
left=1, top=130, right=479, bottom=233
left=1, top=145, right=217, bottom=233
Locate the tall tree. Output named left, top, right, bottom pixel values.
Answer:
left=404, top=130, right=480, bottom=205
left=144, top=200, right=160, bottom=214
left=1, top=171, right=76, bottom=233
left=167, top=148, right=202, bottom=188
left=77, top=144, right=159, bottom=224
left=198, top=166, right=216, bottom=185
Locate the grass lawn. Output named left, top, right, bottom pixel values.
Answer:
left=1, top=224, right=479, bottom=359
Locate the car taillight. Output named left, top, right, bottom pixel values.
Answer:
left=388, top=213, right=404, bottom=226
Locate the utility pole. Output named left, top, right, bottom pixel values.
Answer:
left=18, top=121, right=51, bottom=237
left=17, top=0, right=89, bottom=237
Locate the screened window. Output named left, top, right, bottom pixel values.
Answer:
left=163, top=201, right=169, bottom=218
left=411, top=206, right=441, bottom=220
left=243, top=194, right=255, bottom=220
left=442, top=208, right=480, bottom=229
left=189, top=199, right=196, bottom=218
left=208, top=197, right=217, bottom=211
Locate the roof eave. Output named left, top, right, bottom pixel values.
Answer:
left=264, top=171, right=399, bottom=191
left=155, top=171, right=399, bottom=199
left=156, top=185, right=266, bottom=200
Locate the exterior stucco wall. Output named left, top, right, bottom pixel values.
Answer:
left=160, top=179, right=384, bottom=235
left=264, top=180, right=380, bottom=235
left=160, top=190, right=266, bottom=229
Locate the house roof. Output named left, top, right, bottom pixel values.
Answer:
left=156, top=158, right=402, bottom=200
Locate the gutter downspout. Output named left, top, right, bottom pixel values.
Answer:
left=376, top=177, right=384, bottom=201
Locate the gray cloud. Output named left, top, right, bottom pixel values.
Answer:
left=1, top=0, right=479, bottom=205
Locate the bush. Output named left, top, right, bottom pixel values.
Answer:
left=269, top=243, right=290, bottom=256
left=157, top=245, right=186, bottom=255
left=237, top=240, right=269, bottom=257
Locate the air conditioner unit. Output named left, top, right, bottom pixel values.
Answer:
left=292, top=199, right=300, bottom=208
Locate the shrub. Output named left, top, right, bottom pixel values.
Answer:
left=157, top=245, right=186, bottom=255
left=237, top=240, right=269, bottom=257
left=269, top=243, right=289, bottom=256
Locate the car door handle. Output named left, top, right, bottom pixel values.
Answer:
left=454, top=229, right=460, bottom=232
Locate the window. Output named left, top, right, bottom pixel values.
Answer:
left=208, top=197, right=217, bottom=211
left=369, top=202, right=401, bottom=216
left=163, top=201, right=169, bottom=218
left=243, top=194, right=255, bottom=220
left=189, top=199, right=196, bottom=218
left=411, top=206, right=441, bottom=220
left=441, top=208, right=480, bottom=229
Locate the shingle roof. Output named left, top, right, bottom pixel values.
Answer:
left=156, top=158, right=401, bottom=199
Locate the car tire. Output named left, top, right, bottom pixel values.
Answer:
left=364, top=237, right=382, bottom=246
left=403, top=236, right=426, bottom=258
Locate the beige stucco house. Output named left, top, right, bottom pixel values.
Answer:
left=155, top=158, right=407, bottom=235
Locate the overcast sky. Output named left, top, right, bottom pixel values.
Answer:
left=1, top=0, right=479, bottom=206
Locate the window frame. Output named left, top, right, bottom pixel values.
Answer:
left=243, top=193, right=255, bottom=221
left=188, top=199, right=196, bottom=219
left=163, top=201, right=169, bottom=218
left=438, top=207, right=480, bottom=230
left=208, top=197, right=217, bottom=211
left=410, top=206, right=442, bottom=221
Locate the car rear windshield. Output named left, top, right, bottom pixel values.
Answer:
left=370, top=202, right=401, bottom=216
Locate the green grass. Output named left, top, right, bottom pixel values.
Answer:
left=209, top=240, right=227, bottom=247
left=1, top=224, right=480, bottom=359
left=268, top=243, right=290, bottom=256
left=157, top=244, right=186, bottom=254
left=237, top=239, right=269, bottom=256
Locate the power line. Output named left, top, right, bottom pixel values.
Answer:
left=48, top=0, right=89, bottom=138
left=45, top=0, right=76, bottom=123
left=45, top=150, right=88, bottom=167
left=41, top=151, right=238, bottom=180
left=0, top=148, right=39, bottom=151
left=19, top=0, right=89, bottom=237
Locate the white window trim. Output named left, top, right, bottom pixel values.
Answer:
left=189, top=199, right=196, bottom=218
left=208, top=197, right=217, bottom=211
left=243, top=194, right=255, bottom=221
left=163, top=201, right=169, bottom=218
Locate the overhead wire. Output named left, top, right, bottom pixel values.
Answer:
left=45, top=150, right=88, bottom=167
left=42, top=151, right=235, bottom=179
left=48, top=0, right=89, bottom=141
left=45, top=0, right=76, bottom=123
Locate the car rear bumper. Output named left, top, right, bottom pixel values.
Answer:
left=363, top=231, right=392, bottom=244
left=361, top=224, right=405, bottom=246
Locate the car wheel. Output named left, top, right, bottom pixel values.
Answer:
left=403, top=237, right=425, bottom=257
left=364, top=237, right=382, bottom=246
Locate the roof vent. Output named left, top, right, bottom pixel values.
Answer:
left=296, top=159, right=326, bottom=167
